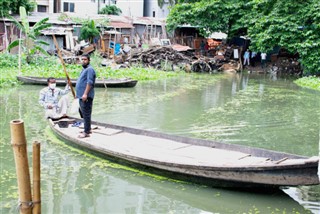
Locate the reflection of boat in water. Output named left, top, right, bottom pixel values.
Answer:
left=283, top=186, right=320, bottom=214
left=121, top=170, right=314, bottom=214
left=42, top=143, right=314, bottom=214
left=49, top=117, right=319, bottom=191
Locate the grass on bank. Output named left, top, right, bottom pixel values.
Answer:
left=294, top=76, right=320, bottom=91
left=0, top=53, right=184, bottom=88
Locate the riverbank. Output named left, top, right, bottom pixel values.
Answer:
left=0, top=53, right=319, bottom=91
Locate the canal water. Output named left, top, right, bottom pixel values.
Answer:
left=0, top=73, right=319, bottom=213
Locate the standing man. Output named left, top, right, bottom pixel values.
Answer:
left=243, top=49, right=250, bottom=66
left=39, top=77, right=70, bottom=119
left=251, top=51, right=257, bottom=67
left=261, top=52, right=267, bottom=69
left=200, top=40, right=205, bottom=56
left=76, top=54, right=96, bottom=138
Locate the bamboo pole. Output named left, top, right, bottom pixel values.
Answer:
left=32, top=141, right=41, bottom=214
left=52, top=34, right=76, bottom=98
left=10, top=119, right=32, bottom=214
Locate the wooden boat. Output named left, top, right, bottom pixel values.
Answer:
left=49, top=117, right=320, bottom=190
left=17, top=76, right=138, bottom=88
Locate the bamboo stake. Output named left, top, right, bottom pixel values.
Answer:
left=10, top=119, right=32, bottom=214
left=32, top=141, right=41, bottom=214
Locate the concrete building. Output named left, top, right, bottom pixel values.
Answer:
left=33, top=0, right=170, bottom=18
left=116, top=0, right=144, bottom=17
left=34, top=0, right=114, bottom=14
left=143, top=0, right=172, bottom=18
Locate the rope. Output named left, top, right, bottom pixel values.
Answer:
left=16, top=200, right=33, bottom=212
left=11, top=143, right=26, bottom=147
left=32, top=200, right=41, bottom=204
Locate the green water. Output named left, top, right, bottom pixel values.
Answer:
left=0, top=73, right=319, bottom=213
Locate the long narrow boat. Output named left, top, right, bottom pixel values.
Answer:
left=49, top=117, right=320, bottom=190
left=17, top=76, right=138, bottom=88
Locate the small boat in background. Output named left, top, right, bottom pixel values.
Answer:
left=17, top=76, right=138, bottom=88
left=49, top=117, right=320, bottom=191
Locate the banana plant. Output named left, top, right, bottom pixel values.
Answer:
left=7, top=6, right=52, bottom=63
left=79, top=19, right=100, bottom=43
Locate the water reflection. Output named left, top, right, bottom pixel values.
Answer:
left=0, top=73, right=319, bottom=213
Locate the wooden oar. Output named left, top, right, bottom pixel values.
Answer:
left=52, top=35, right=82, bottom=118
left=52, top=34, right=76, bottom=98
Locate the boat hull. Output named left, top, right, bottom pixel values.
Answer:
left=49, top=118, right=320, bottom=190
left=17, top=76, right=138, bottom=88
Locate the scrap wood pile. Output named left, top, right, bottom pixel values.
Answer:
left=129, top=46, right=195, bottom=70
left=123, top=46, right=233, bottom=73
left=271, top=57, right=302, bottom=76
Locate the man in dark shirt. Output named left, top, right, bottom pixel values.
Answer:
left=76, top=54, right=96, bottom=138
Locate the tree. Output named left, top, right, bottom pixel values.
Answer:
left=99, top=5, right=122, bottom=15
left=167, top=0, right=244, bottom=36
left=0, top=0, right=35, bottom=17
left=79, top=19, right=100, bottom=43
left=7, top=6, right=52, bottom=63
left=246, top=0, right=320, bottom=75
left=167, top=0, right=320, bottom=75
left=157, top=0, right=175, bottom=8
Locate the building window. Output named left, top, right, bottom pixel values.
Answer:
left=70, top=3, right=74, bottom=12
left=153, top=11, right=155, bottom=17
left=91, top=0, right=95, bottom=2
left=37, top=5, right=47, bottom=12
left=63, top=2, right=75, bottom=12
left=102, top=0, right=105, bottom=3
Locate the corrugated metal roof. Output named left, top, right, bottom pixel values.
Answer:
left=109, top=21, right=134, bottom=29
left=41, top=27, right=73, bottom=35
left=133, top=16, right=165, bottom=26
left=171, top=44, right=192, bottom=52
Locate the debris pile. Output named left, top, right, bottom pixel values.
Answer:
left=272, top=57, right=302, bottom=76
left=129, top=46, right=195, bottom=71
left=107, top=45, right=239, bottom=73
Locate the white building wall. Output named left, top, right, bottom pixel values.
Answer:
left=116, top=0, right=144, bottom=17
left=144, top=0, right=170, bottom=18
left=61, top=0, right=98, bottom=14
left=35, top=0, right=144, bottom=16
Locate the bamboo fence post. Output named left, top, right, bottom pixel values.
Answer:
left=32, top=141, right=41, bottom=214
left=10, top=119, right=32, bottom=214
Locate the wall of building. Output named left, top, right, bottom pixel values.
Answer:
left=116, top=0, right=144, bottom=17
left=144, top=0, right=170, bottom=18
left=35, top=0, right=149, bottom=17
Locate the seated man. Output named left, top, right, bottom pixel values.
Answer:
left=39, top=77, right=70, bottom=119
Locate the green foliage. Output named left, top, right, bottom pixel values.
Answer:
left=7, top=7, right=51, bottom=63
left=294, top=76, right=320, bottom=91
left=99, top=5, right=122, bottom=15
left=79, top=19, right=100, bottom=43
left=58, top=13, right=88, bottom=24
left=58, top=13, right=109, bottom=32
left=167, top=0, right=320, bottom=75
left=0, top=0, right=35, bottom=17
